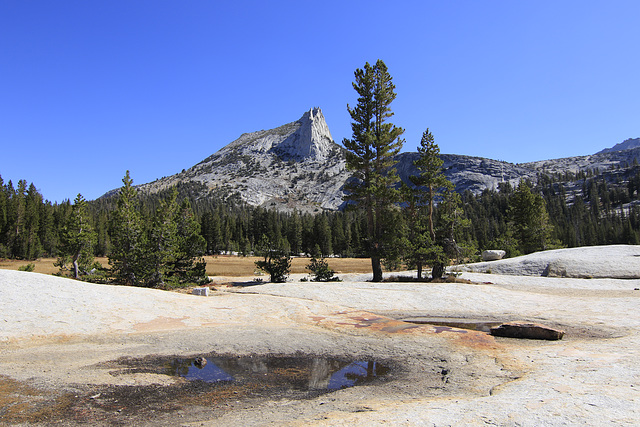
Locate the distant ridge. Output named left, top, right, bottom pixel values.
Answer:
left=597, top=137, right=640, bottom=154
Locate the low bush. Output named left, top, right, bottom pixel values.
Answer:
left=306, top=257, right=341, bottom=282
left=18, top=263, right=35, bottom=272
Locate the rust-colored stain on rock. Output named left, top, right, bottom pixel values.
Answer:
left=133, top=316, right=189, bottom=332
left=312, top=310, right=500, bottom=352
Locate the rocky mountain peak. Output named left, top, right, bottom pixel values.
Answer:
left=270, top=107, right=334, bottom=161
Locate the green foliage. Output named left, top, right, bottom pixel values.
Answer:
left=410, top=129, right=453, bottom=240
left=58, top=194, right=96, bottom=279
left=108, top=171, right=147, bottom=286
left=254, top=235, right=291, bottom=283
left=145, top=189, right=180, bottom=287
left=508, top=181, right=554, bottom=254
left=343, top=59, right=404, bottom=282
left=18, top=263, right=35, bottom=272
left=404, top=130, right=459, bottom=279
left=170, top=198, right=209, bottom=286
left=306, top=257, right=340, bottom=282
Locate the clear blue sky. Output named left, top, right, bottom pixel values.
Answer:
left=1, top=0, right=638, bottom=203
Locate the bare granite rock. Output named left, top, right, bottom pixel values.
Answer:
left=460, top=245, right=640, bottom=279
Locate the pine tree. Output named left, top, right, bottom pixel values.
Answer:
left=172, top=198, right=208, bottom=285
left=411, top=129, right=453, bottom=240
left=108, top=171, right=147, bottom=286
left=59, top=194, right=96, bottom=279
left=508, top=181, right=553, bottom=254
left=0, top=175, right=9, bottom=257
left=254, top=234, right=291, bottom=283
left=146, top=189, right=179, bottom=287
left=288, top=211, right=303, bottom=255
left=314, top=214, right=332, bottom=257
left=24, top=183, right=43, bottom=260
left=9, top=180, right=27, bottom=258
left=343, top=59, right=404, bottom=281
left=436, top=188, right=472, bottom=265
left=407, top=129, right=454, bottom=278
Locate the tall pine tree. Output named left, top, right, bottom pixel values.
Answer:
left=408, top=129, right=453, bottom=278
left=108, top=171, right=147, bottom=286
left=343, top=60, right=404, bottom=282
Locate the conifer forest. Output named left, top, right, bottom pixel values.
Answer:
left=2, top=166, right=640, bottom=282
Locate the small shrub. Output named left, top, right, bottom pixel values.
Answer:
left=255, top=251, right=291, bottom=283
left=254, top=235, right=291, bottom=283
left=18, top=263, right=35, bottom=272
left=306, top=257, right=340, bottom=282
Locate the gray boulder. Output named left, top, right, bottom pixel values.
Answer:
left=482, top=250, right=506, bottom=261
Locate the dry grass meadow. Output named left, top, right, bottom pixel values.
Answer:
left=0, top=256, right=373, bottom=277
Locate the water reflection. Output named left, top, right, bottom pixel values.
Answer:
left=165, top=355, right=389, bottom=392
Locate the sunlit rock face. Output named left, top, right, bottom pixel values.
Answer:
left=135, top=107, right=351, bottom=213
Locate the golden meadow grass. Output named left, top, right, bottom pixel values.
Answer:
left=0, top=256, right=373, bottom=277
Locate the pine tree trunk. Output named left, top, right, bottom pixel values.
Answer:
left=72, top=253, right=80, bottom=280
left=371, top=256, right=383, bottom=282
left=431, top=262, right=444, bottom=280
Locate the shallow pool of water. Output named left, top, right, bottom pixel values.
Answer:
left=165, top=355, right=389, bottom=392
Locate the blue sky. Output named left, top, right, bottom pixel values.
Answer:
left=1, top=1, right=639, bottom=203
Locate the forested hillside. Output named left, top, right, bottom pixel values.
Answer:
left=2, top=166, right=640, bottom=263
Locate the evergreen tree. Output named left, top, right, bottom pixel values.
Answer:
left=200, top=210, right=222, bottom=255
left=436, top=188, right=472, bottom=265
left=38, top=201, right=58, bottom=257
left=508, top=181, right=553, bottom=254
left=108, top=171, right=147, bottom=286
left=401, top=183, right=432, bottom=278
left=24, top=183, right=43, bottom=260
left=9, top=180, right=27, bottom=258
left=314, top=213, right=332, bottom=257
left=411, top=129, right=452, bottom=240
left=407, top=129, right=454, bottom=278
left=254, top=234, right=291, bottom=283
left=146, top=189, right=179, bottom=287
left=288, top=211, right=303, bottom=255
left=172, top=198, right=208, bottom=285
left=343, top=59, right=404, bottom=282
left=59, top=194, right=96, bottom=279
left=0, top=176, right=9, bottom=257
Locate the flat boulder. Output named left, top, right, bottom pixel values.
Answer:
left=490, top=322, right=565, bottom=340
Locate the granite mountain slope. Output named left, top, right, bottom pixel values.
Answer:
left=137, top=108, right=350, bottom=213
left=127, top=108, right=637, bottom=212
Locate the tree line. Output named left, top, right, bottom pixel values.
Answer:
left=3, top=166, right=640, bottom=282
